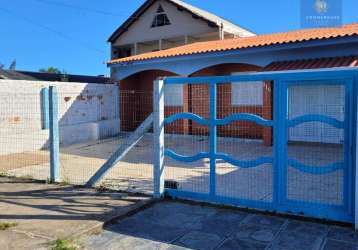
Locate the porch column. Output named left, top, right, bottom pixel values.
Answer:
left=134, top=43, right=138, bottom=55
left=159, top=39, right=163, bottom=50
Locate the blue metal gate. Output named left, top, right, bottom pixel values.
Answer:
left=277, top=79, right=354, bottom=222
left=154, top=69, right=357, bottom=223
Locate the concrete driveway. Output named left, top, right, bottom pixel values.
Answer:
left=81, top=201, right=358, bottom=250
left=0, top=177, right=152, bottom=250
left=4, top=134, right=344, bottom=206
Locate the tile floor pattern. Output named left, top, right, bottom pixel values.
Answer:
left=81, top=201, right=358, bottom=250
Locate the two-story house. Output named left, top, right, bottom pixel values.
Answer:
left=108, top=0, right=255, bottom=62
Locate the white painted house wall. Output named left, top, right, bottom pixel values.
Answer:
left=0, top=80, right=120, bottom=155
left=113, top=0, right=217, bottom=46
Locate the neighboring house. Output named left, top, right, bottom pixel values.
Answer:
left=107, top=0, right=358, bottom=145
left=0, top=69, right=111, bottom=84
left=108, top=0, right=255, bottom=64
left=0, top=69, right=38, bottom=81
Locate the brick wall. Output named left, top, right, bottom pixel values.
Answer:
left=119, top=64, right=273, bottom=145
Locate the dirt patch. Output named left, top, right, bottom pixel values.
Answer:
left=0, top=151, right=49, bottom=171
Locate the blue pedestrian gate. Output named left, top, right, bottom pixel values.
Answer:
left=153, top=68, right=358, bottom=224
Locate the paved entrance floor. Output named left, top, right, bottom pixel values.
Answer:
left=0, top=177, right=152, bottom=250
left=81, top=200, right=358, bottom=250
left=3, top=134, right=344, bottom=206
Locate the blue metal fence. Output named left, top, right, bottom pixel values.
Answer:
left=153, top=68, right=358, bottom=224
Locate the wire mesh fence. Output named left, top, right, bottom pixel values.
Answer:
left=163, top=81, right=274, bottom=202
left=0, top=85, right=156, bottom=196
left=216, top=81, right=273, bottom=202
left=95, top=90, right=154, bottom=194
left=286, top=83, right=345, bottom=206
left=0, top=92, right=50, bottom=181
left=161, top=78, right=348, bottom=215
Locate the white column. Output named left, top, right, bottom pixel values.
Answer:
left=159, top=39, right=163, bottom=50
left=153, top=79, right=165, bottom=198
left=219, top=23, right=224, bottom=40
left=184, top=35, right=189, bottom=44
left=134, top=43, right=138, bottom=55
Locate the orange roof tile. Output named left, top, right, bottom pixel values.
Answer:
left=263, top=56, right=358, bottom=71
left=108, top=23, right=358, bottom=65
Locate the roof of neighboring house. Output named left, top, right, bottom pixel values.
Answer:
left=262, top=56, right=358, bottom=71
left=108, top=23, right=358, bottom=65
left=0, top=69, right=111, bottom=84
left=107, top=0, right=255, bottom=43
left=0, top=69, right=38, bottom=80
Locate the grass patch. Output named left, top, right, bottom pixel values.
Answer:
left=0, top=172, right=9, bottom=177
left=0, top=222, right=18, bottom=231
left=51, top=239, right=77, bottom=250
left=58, top=180, right=70, bottom=186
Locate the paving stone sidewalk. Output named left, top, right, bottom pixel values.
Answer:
left=81, top=201, right=358, bottom=250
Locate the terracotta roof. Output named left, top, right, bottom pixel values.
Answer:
left=108, top=23, right=358, bottom=65
left=263, top=56, right=358, bottom=71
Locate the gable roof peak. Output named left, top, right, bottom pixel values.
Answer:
left=108, top=0, right=255, bottom=42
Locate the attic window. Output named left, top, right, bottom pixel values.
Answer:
left=151, top=5, right=171, bottom=27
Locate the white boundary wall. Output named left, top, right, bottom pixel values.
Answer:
left=0, top=80, right=120, bottom=155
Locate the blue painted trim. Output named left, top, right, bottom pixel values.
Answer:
left=344, top=79, right=354, bottom=214
left=164, top=68, right=358, bottom=84
left=278, top=81, right=288, bottom=206
left=273, top=80, right=281, bottom=206
left=209, top=82, right=217, bottom=197
left=164, top=112, right=209, bottom=126
left=215, top=113, right=273, bottom=127
left=165, top=189, right=275, bottom=211
left=41, top=88, right=49, bottom=130
left=352, top=75, right=358, bottom=225
left=164, top=112, right=273, bottom=127
left=165, top=149, right=209, bottom=162
left=216, top=153, right=273, bottom=168
left=165, top=149, right=273, bottom=169
left=287, top=159, right=344, bottom=174
left=164, top=112, right=273, bottom=128
left=49, top=86, right=60, bottom=182
left=287, top=114, right=344, bottom=129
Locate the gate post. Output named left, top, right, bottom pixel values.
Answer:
left=153, top=79, right=165, bottom=198
left=354, top=75, right=358, bottom=230
left=41, top=88, right=49, bottom=130
left=49, top=86, right=60, bottom=182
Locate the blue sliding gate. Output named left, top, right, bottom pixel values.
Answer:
left=156, top=69, right=357, bottom=223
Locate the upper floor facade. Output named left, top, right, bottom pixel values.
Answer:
left=108, top=0, right=255, bottom=60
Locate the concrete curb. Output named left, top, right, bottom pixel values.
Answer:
left=70, top=197, right=158, bottom=240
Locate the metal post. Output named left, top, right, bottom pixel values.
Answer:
left=209, top=81, right=217, bottom=196
left=354, top=75, right=358, bottom=230
left=153, top=79, right=165, bottom=198
left=41, top=88, right=49, bottom=129
left=49, top=86, right=60, bottom=182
